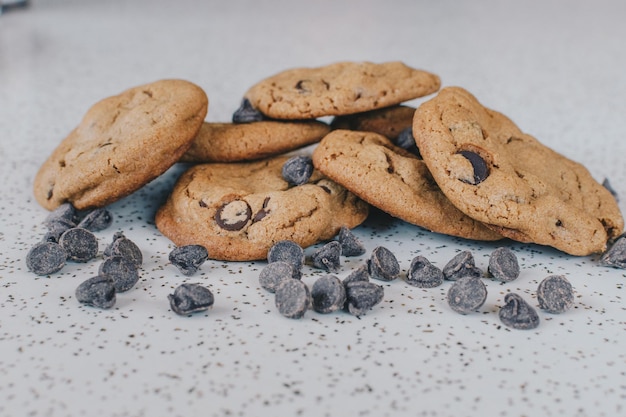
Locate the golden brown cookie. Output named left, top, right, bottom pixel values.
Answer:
left=330, top=105, right=415, bottom=140
left=180, top=120, right=330, bottom=163
left=244, top=61, right=440, bottom=119
left=412, top=87, right=624, bottom=255
left=155, top=156, right=369, bottom=261
left=33, top=79, right=208, bottom=210
left=311, top=130, right=502, bottom=241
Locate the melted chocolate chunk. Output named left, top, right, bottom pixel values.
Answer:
left=459, top=150, right=489, bottom=184
left=215, top=200, right=252, bottom=231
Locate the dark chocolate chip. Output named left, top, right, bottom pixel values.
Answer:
left=342, top=264, right=370, bottom=286
left=252, top=197, right=271, bottom=223
left=345, top=280, right=384, bottom=317
left=368, top=246, right=400, bottom=281
left=499, top=293, right=540, bottom=330
left=77, top=208, right=113, bottom=232
left=599, top=236, right=626, bottom=269
left=232, top=98, right=266, bottom=123
left=282, top=155, right=314, bottom=186
left=311, top=241, right=342, bottom=273
left=602, top=178, right=619, bottom=201
left=443, top=250, right=482, bottom=281
left=75, top=276, right=116, bottom=309
left=26, top=241, right=67, bottom=275
left=311, top=275, right=346, bottom=314
left=215, top=200, right=252, bottom=231
left=394, top=127, right=421, bottom=158
left=259, top=261, right=295, bottom=293
left=274, top=279, right=311, bottom=319
left=99, top=256, right=139, bottom=292
left=406, top=255, right=444, bottom=288
left=59, top=227, right=99, bottom=263
left=537, top=275, right=574, bottom=314
left=104, top=233, right=143, bottom=268
left=169, top=245, right=209, bottom=276
left=447, top=276, right=487, bottom=314
left=488, top=247, right=520, bottom=282
left=267, top=240, right=305, bottom=279
left=44, top=203, right=77, bottom=229
left=458, top=150, right=489, bottom=184
left=336, top=226, right=366, bottom=257
left=168, top=283, right=214, bottom=316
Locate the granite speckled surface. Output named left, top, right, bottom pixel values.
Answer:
left=1, top=1, right=625, bottom=416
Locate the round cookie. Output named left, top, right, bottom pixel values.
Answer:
left=155, top=155, right=369, bottom=261
left=33, top=79, right=208, bottom=210
left=412, top=87, right=624, bottom=256
left=180, top=120, right=330, bottom=163
left=243, top=61, right=440, bottom=119
left=330, top=105, right=415, bottom=140
left=311, top=130, right=502, bottom=241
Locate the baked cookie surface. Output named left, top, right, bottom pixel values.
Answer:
left=311, top=130, right=502, bottom=241
left=330, top=105, right=415, bottom=140
left=33, top=79, right=208, bottom=210
left=155, top=156, right=369, bottom=261
left=180, top=120, right=330, bottom=163
left=244, top=61, right=440, bottom=119
left=412, top=87, right=624, bottom=255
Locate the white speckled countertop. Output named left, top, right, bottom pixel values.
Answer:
left=1, top=1, right=625, bottom=416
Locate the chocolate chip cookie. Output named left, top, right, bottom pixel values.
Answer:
left=180, top=120, right=330, bottom=163
left=243, top=61, right=440, bottom=119
left=330, top=105, right=415, bottom=140
left=311, top=130, right=502, bottom=241
left=155, top=155, right=369, bottom=261
left=33, top=79, right=208, bottom=210
left=412, top=87, right=624, bottom=255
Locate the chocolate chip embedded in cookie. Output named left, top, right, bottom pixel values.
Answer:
left=180, top=120, right=329, bottom=163
left=412, top=87, right=624, bottom=256
left=155, top=156, right=369, bottom=261
left=311, top=130, right=502, bottom=241
left=243, top=61, right=440, bottom=119
left=330, top=105, right=416, bottom=140
left=33, top=79, right=208, bottom=210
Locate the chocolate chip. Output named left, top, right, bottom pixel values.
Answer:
left=342, top=264, right=370, bottom=286
left=368, top=246, right=400, bottom=281
left=98, top=256, right=139, bottom=292
left=75, top=276, right=116, bottom=309
left=603, top=177, right=619, bottom=201
left=311, top=241, right=342, bottom=273
left=295, top=79, right=311, bottom=93
left=311, top=275, right=346, bottom=314
left=215, top=200, right=252, bottom=231
left=267, top=240, right=305, bottom=279
left=26, top=241, right=67, bottom=275
left=44, top=203, right=78, bottom=230
left=599, top=236, right=626, bottom=269
left=488, top=247, right=520, bottom=282
left=499, top=293, right=540, bottom=330
left=252, top=197, right=271, bottom=223
left=259, top=261, right=295, bottom=293
left=336, top=226, right=366, bottom=257
left=447, top=276, right=487, bottom=314
left=394, top=127, right=421, bottom=158
left=443, top=250, right=482, bottom=281
left=345, top=280, right=384, bottom=317
left=169, top=245, right=209, bottom=276
left=282, top=155, right=314, bottom=186
left=274, top=279, right=311, bottom=319
left=406, top=255, right=444, bottom=288
left=104, top=233, right=143, bottom=268
left=59, top=227, right=99, bottom=263
left=168, top=283, right=214, bottom=316
left=458, top=150, right=489, bottom=184
left=232, top=98, right=265, bottom=123
left=537, top=275, right=574, bottom=314
left=77, top=208, right=113, bottom=232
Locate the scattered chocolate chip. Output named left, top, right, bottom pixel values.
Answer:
left=232, top=98, right=265, bottom=123
left=311, top=275, right=346, bottom=314
left=44, top=203, right=77, bottom=230
left=336, top=226, right=366, bottom=257
left=99, top=256, right=140, bottom=292
left=342, top=264, right=370, bottom=286
left=59, top=227, right=99, bottom=263
left=443, top=250, right=482, bottom=281
left=259, top=261, right=295, bottom=293
left=537, top=275, right=574, bottom=314
left=406, top=255, right=444, bottom=288
left=447, top=276, right=487, bottom=314
left=394, top=127, right=421, bottom=157
left=274, top=279, right=311, bottom=319
left=488, top=247, right=520, bottom=282
left=282, top=155, right=314, bottom=186
left=104, top=233, right=143, bottom=268
left=603, top=178, right=619, bottom=201
left=458, top=150, right=489, bottom=184
left=215, top=200, right=252, bottom=231
left=75, top=276, right=116, bottom=309
left=499, top=293, right=540, bottom=330
left=311, top=241, right=342, bottom=273
left=267, top=240, right=305, bottom=279
left=345, top=280, right=384, bottom=317
left=77, top=208, right=113, bottom=232
left=168, top=283, right=215, bottom=316
left=599, top=236, right=626, bottom=269
left=26, top=241, right=67, bottom=275
left=169, top=245, right=209, bottom=276
left=368, top=246, right=400, bottom=281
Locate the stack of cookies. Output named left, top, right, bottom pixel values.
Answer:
left=33, top=61, right=624, bottom=260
